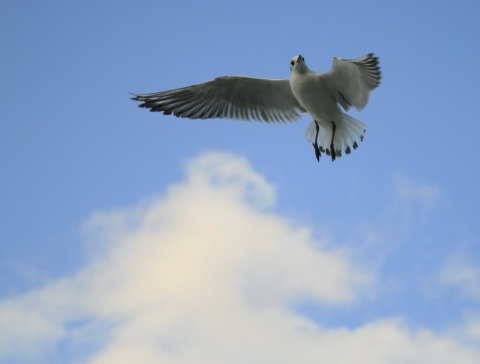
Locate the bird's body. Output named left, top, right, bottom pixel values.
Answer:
left=290, top=66, right=341, bottom=133
left=132, top=53, right=381, bottom=161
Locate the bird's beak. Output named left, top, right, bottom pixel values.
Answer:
left=296, top=55, right=302, bottom=63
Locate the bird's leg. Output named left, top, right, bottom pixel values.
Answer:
left=312, top=120, right=321, bottom=162
left=330, top=121, right=337, bottom=162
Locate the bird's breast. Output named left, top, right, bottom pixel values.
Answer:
left=290, top=74, right=337, bottom=119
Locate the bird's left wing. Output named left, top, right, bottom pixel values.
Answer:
left=132, top=76, right=306, bottom=123
left=321, top=53, right=381, bottom=111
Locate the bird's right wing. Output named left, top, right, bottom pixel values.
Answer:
left=131, top=76, right=306, bottom=123
left=321, top=54, right=381, bottom=111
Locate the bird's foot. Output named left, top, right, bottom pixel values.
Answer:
left=313, top=120, right=321, bottom=162
left=329, top=146, right=336, bottom=162
left=330, top=121, right=337, bottom=162
left=313, top=143, right=321, bottom=162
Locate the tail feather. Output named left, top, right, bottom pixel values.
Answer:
left=304, top=113, right=366, bottom=159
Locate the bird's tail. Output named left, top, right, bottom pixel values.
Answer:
left=304, top=113, right=366, bottom=158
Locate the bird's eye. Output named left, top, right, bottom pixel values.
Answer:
left=301, top=56, right=305, bottom=61
left=290, top=60, right=295, bottom=66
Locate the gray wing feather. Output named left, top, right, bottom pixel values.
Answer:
left=322, top=53, right=381, bottom=111
left=131, top=76, right=306, bottom=123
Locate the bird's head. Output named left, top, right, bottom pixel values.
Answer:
left=289, top=55, right=307, bottom=73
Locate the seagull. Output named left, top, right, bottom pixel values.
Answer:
left=131, top=53, right=381, bottom=162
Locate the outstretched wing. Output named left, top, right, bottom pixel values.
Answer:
left=132, top=76, right=306, bottom=123
left=321, top=53, right=381, bottom=111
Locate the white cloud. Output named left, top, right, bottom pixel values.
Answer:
left=438, top=255, right=480, bottom=302
left=393, top=172, right=442, bottom=209
left=1, top=151, right=479, bottom=363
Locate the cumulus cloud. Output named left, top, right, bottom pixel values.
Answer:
left=1, top=151, right=479, bottom=363
left=439, top=255, right=480, bottom=302
left=393, top=172, right=442, bottom=209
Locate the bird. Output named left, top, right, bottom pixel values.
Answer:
left=131, top=53, right=381, bottom=162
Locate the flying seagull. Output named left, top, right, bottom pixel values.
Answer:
left=131, top=53, right=381, bottom=162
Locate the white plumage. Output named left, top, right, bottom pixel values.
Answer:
left=132, top=53, right=381, bottom=162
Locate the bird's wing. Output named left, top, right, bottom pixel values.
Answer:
left=131, top=76, right=306, bottom=123
left=321, top=53, right=381, bottom=111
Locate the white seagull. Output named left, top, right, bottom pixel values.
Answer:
left=132, top=53, right=381, bottom=162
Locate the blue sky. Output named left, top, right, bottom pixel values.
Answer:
left=1, top=0, right=480, bottom=362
